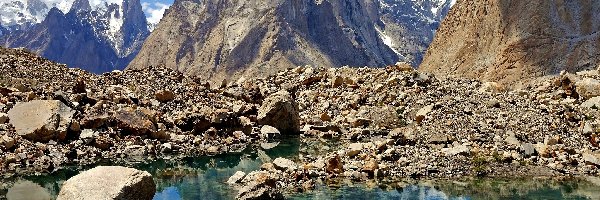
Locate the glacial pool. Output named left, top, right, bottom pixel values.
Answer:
left=1, top=138, right=599, bottom=200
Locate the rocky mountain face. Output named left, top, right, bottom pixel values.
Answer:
left=420, top=0, right=600, bottom=88
left=0, top=0, right=75, bottom=32
left=0, top=0, right=150, bottom=73
left=129, top=0, right=453, bottom=83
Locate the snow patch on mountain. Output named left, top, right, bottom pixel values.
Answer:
left=0, top=0, right=75, bottom=29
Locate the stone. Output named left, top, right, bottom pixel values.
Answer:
left=326, top=155, right=344, bottom=174
left=155, top=90, right=175, bottom=102
left=362, top=159, right=379, bottom=173
left=443, top=145, right=470, bottom=156
left=581, top=97, right=600, bottom=109
left=7, top=180, right=51, bottom=200
left=260, top=125, right=281, bottom=139
left=273, top=158, right=297, bottom=171
left=583, top=153, right=600, bottom=166
left=520, top=143, right=536, bottom=157
left=114, top=108, right=157, bottom=136
left=228, top=171, right=246, bottom=185
left=478, top=82, right=504, bottom=94
left=57, top=166, right=156, bottom=200
left=0, top=113, right=8, bottom=124
left=207, top=146, right=220, bottom=155
left=161, top=143, right=172, bottom=153
left=257, top=90, right=301, bottom=134
left=576, top=78, right=600, bottom=99
left=79, top=129, right=98, bottom=144
left=346, top=143, right=364, bottom=157
left=331, top=76, right=344, bottom=87
left=415, top=104, right=434, bottom=123
left=320, top=113, right=332, bottom=122
left=1, top=135, right=15, bottom=149
left=8, top=100, right=75, bottom=142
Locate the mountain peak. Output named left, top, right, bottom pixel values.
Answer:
left=70, top=0, right=92, bottom=13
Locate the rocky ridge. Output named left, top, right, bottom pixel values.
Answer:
left=0, top=47, right=600, bottom=198
left=420, top=0, right=600, bottom=88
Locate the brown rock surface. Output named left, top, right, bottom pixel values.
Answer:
left=420, top=0, right=600, bottom=87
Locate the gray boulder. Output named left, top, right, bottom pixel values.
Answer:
left=8, top=100, right=75, bottom=142
left=57, top=166, right=156, bottom=200
left=257, top=91, right=300, bottom=134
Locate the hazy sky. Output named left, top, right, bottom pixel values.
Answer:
left=141, top=0, right=173, bottom=24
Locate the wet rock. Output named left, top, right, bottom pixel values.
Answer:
left=207, top=146, right=219, bottom=155
left=237, top=172, right=284, bottom=200
left=576, top=78, right=600, bottom=99
left=8, top=100, right=75, bottom=142
left=260, top=125, right=280, bottom=139
left=257, top=90, right=300, bottom=134
left=273, top=158, right=297, bottom=171
left=228, top=171, right=246, bottom=185
left=155, top=90, right=175, bottom=102
left=7, top=180, right=51, bottom=200
left=57, top=166, right=156, bottom=200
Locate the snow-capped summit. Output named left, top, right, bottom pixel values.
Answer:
left=0, top=0, right=75, bottom=30
left=0, top=0, right=150, bottom=73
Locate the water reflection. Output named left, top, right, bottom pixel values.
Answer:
left=1, top=137, right=599, bottom=200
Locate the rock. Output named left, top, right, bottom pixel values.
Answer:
left=331, top=76, right=344, bottom=87
left=228, top=171, right=246, bottom=185
left=362, top=159, right=379, bottom=173
left=7, top=180, right=51, bottom=200
left=520, top=143, right=536, bottom=157
left=161, top=143, right=172, bottom=153
left=260, top=125, right=281, bottom=139
left=7, top=100, right=75, bottom=142
left=207, top=146, right=219, bottom=155
left=478, top=82, right=504, bottom=94
left=155, top=90, right=175, bottom=102
left=1, top=135, right=15, bottom=149
left=273, top=158, right=297, bottom=171
left=443, top=145, right=470, bottom=156
left=260, top=142, right=280, bottom=150
left=346, top=143, right=364, bottom=157
left=0, top=113, right=8, bottom=124
left=415, top=104, right=434, bottom=123
left=576, top=78, right=600, bottom=99
left=114, top=108, right=157, bottom=136
left=79, top=129, right=98, bottom=144
left=236, top=173, right=284, bottom=200
left=57, top=166, right=156, bottom=200
left=348, top=117, right=371, bottom=128
left=320, top=113, right=332, bottom=122
left=581, top=97, right=600, bottom=109
left=326, top=155, right=344, bottom=174
left=583, top=153, right=600, bottom=166
left=257, top=90, right=301, bottom=134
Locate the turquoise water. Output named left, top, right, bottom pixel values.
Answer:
left=1, top=138, right=599, bottom=200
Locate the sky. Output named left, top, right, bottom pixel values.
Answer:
left=141, top=0, right=173, bottom=24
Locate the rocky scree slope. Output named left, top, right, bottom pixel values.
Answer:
left=128, top=0, right=453, bottom=84
left=0, top=47, right=599, bottom=197
left=420, top=0, right=600, bottom=88
left=0, top=0, right=150, bottom=73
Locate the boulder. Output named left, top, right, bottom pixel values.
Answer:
left=57, top=166, right=155, bottom=200
left=0, top=113, right=8, bottom=124
left=346, top=143, right=364, bottom=157
left=260, top=125, right=280, bottom=139
left=581, top=97, right=600, bottom=109
left=415, top=104, right=434, bottom=124
left=114, top=108, right=157, bottom=136
left=154, top=90, right=175, bottom=102
left=576, top=78, right=600, bottom=99
left=257, top=91, right=301, bottom=134
left=228, top=171, right=246, bottom=185
left=583, top=153, right=600, bottom=166
left=272, top=158, right=297, bottom=171
left=8, top=100, right=75, bottom=142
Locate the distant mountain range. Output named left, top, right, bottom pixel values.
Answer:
left=0, top=0, right=149, bottom=73
left=0, top=0, right=453, bottom=76
left=129, top=0, right=454, bottom=83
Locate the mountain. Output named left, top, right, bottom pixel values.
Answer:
left=420, top=0, right=600, bottom=87
left=0, top=0, right=74, bottom=32
left=0, top=0, right=150, bottom=73
left=129, top=0, right=453, bottom=83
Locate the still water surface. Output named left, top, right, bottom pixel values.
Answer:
left=2, top=139, right=599, bottom=200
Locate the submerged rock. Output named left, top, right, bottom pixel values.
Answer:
left=57, top=166, right=156, bottom=200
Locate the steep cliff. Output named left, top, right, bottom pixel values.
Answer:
left=129, top=0, right=453, bottom=83
left=420, top=0, right=600, bottom=87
